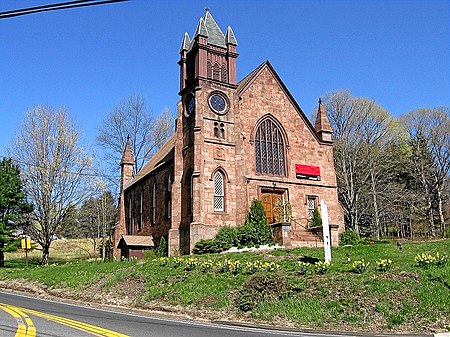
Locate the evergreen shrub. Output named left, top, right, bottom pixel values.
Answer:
left=339, top=230, right=359, bottom=245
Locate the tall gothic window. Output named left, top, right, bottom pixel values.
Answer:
left=254, top=118, right=286, bottom=176
left=165, top=174, right=172, bottom=219
left=127, top=197, right=132, bottom=234
left=213, top=63, right=220, bottom=80
left=151, top=182, right=156, bottom=225
left=213, top=170, right=225, bottom=212
left=138, top=190, right=143, bottom=231
left=221, top=64, right=228, bottom=82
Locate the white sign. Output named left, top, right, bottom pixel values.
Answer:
left=321, top=200, right=332, bottom=263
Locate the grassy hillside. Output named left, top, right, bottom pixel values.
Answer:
left=1, top=239, right=449, bottom=333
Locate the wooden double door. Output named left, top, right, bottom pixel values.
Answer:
left=261, top=191, right=285, bottom=224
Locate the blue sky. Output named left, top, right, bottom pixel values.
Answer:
left=1, top=0, right=449, bottom=157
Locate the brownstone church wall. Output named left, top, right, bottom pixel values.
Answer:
left=124, top=164, right=173, bottom=247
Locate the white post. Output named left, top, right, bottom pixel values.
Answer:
left=321, top=200, right=332, bottom=263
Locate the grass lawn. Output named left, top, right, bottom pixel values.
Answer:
left=1, top=239, right=449, bottom=333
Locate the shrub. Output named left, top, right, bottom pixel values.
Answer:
left=244, top=199, right=273, bottom=245
left=352, top=259, right=370, bottom=274
left=340, top=230, right=359, bottom=245
left=193, top=239, right=222, bottom=255
left=156, top=236, right=167, bottom=257
left=215, top=225, right=237, bottom=250
left=310, top=207, right=322, bottom=228
left=236, top=223, right=258, bottom=247
left=375, top=258, right=392, bottom=272
left=274, top=199, right=293, bottom=223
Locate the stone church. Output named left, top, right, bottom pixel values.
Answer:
left=113, top=10, right=343, bottom=258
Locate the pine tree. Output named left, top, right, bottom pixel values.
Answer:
left=0, top=158, right=33, bottom=267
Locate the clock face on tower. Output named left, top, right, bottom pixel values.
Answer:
left=208, top=92, right=228, bottom=115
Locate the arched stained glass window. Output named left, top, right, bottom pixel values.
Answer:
left=254, top=118, right=286, bottom=176
left=213, top=170, right=225, bottom=212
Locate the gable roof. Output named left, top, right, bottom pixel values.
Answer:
left=117, top=235, right=154, bottom=248
left=125, top=134, right=176, bottom=189
left=237, top=61, right=327, bottom=145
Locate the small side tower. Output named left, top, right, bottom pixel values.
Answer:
left=113, top=136, right=135, bottom=258
left=314, top=98, right=333, bottom=143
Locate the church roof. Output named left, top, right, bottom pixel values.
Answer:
left=125, top=134, right=176, bottom=188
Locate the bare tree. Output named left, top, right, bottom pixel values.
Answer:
left=97, top=95, right=174, bottom=178
left=324, top=91, right=395, bottom=237
left=78, top=190, right=116, bottom=259
left=9, top=105, right=95, bottom=265
left=402, top=107, right=450, bottom=237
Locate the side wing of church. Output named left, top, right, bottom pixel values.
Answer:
left=113, top=10, right=343, bottom=258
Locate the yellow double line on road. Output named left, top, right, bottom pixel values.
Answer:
left=0, top=304, right=36, bottom=337
left=0, top=303, right=129, bottom=337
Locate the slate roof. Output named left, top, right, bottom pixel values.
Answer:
left=202, top=11, right=226, bottom=48
left=184, top=10, right=236, bottom=51
left=126, top=134, right=176, bottom=188
left=179, top=32, right=191, bottom=52
left=225, top=26, right=238, bottom=46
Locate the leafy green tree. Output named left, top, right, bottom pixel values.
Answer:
left=0, top=158, right=33, bottom=267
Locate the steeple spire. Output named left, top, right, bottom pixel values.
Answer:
left=314, top=98, right=333, bottom=142
left=121, top=135, right=135, bottom=166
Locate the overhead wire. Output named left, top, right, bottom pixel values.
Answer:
left=0, top=0, right=128, bottom=19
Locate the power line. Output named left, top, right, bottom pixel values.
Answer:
left=0, top=155, right=117, bottom=185
left=0, top=0, right=128, bottom=19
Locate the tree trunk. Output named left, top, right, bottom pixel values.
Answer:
left=436, top=187, right=446, bottom=237
left=427, top=196, right=436, bottom=238
left=370, top=170, right=380, bottom=240
left=0, top=251, right=4, bottom=267
left=41, top=243, right=50, bottom=266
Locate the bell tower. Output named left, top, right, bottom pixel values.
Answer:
left=178, top=9, right=238, bottom=93
left=171, top=10, right=240, bottom=255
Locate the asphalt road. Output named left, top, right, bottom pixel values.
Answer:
left=0, top=290, right=430, bottom=337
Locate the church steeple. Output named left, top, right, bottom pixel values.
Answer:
left=113, top=136, right=135, bottom=258
left=314, top=98, right=333, bottom=143
left=178, top=10, right=238, bottom=93
left=120, top=135, right=135, bottom=167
